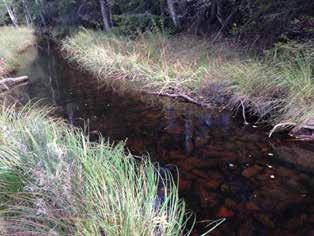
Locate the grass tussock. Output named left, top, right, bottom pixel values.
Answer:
left=62, top=29, right=313, bottom=130
left=223, top=43, right=314, bottom=126
left=0, top=104, right=192, bottom=235
left=0, top=27, right=35, bottom=77
left=61, top=29, right=239, bottom=93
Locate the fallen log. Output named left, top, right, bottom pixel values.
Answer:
left=0, top=76, right=29, bottom=92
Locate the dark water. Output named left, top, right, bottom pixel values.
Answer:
left=13, top=41, right=314, bottom=235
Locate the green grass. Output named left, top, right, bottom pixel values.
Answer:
left=0, top=26, right=35, bottom=77
left=61, top=29, right=313, bottom=131
left=223, top=43, right=314, bottom=127
left=274, top=48, right=314, bottom=123
left=0, top=104, right=193, bottom=235
left=61, top=29, right=220, bottom=93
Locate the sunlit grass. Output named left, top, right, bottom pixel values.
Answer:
left=0, top=26, right=35, bottom=77
left=275, top=51, right=314, bottom=123
left=61, top=29, right=225, bottom=93
left=0, top=104, right=193, bottom=235
left=223, top=45, right=313, bottom=126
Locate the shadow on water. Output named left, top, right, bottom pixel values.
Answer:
left=12, top=40, right=314, bottom=235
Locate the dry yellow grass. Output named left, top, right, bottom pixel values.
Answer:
left=0, top=26, right=35, bottom=77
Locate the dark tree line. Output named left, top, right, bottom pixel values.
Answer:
left=1, top=0, right=313, bottom=44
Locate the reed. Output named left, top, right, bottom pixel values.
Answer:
left=0, top=104, right=192, bottom=235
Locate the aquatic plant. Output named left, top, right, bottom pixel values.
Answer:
left=0, top=104, right=192, bottom=235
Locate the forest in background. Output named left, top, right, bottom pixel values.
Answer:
left=1, top=0, right=313, bottom=48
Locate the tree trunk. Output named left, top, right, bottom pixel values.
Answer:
left=166, top=0, right=179, bottom=28
left=99, top=0, right=111, bottom=32
left=21, top=0, right=32, bottom=26
left=35, top=0, right=46, bottom=26
left=3, top=0, right=18, bottom=27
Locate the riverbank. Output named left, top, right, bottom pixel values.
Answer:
left=0, top=27, right=35, bottom=77
left=0, top=28, right=196, bottom=235
left=61, top=30, right=313, bottom=139
left=6, top=37, right=314, bottom=235
left=0, top=105, right=191, bottom=235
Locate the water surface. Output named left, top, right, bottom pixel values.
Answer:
left=14, top=41, right=314, bottom=235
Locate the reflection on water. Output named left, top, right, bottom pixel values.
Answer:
left=14, top=41, right=314, bottom=235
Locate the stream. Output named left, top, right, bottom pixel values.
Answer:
left=11, top=40, right=314, bottom=235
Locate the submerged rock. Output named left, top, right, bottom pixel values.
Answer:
left=245, top=202, right=260, bottom=211
left=224, top=198, right=237, bottom=210
left=217, top=206, right=234, bottom=218
left=242, top=165, right=263, bottom=178
left=238, top=220, right=254, bottom=236
left=253, top=214, right=275, bottom=228
left=205, top=178, right=222, bottom=189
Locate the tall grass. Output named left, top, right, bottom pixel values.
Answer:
left=274, top=48, right=314, bottom=124
left=0, top=26, right=35, bottom=77
left=61, top=29, right=229, bottom=93
left=62, top=29, right=313, bottom=130
left=0, top=104, right=192, bottom=235
left=223, top=43, right=314, bottom=126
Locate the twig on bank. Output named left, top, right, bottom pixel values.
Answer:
left=240, top=100, right=249, bottom=125
left=269, top=122, right=296, bottom=138
left=0, top=76, right=29, bottom=92
left=212, top=8, right=237, bottom=42
left=149, top=91, right=210, bottom=108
